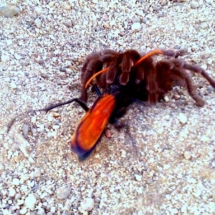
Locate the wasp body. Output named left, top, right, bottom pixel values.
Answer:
left=71, top=93, right=116, bottom=160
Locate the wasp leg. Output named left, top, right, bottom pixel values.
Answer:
left=37, top=98, right=89, bottom=113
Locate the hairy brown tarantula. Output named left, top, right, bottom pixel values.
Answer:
left=80, top=49, right=215, bottom=106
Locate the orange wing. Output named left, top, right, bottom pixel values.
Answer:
left=71, top=94, right=116, bottom=159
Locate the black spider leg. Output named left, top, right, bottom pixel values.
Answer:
left=37, top=98, right=89, bottom=113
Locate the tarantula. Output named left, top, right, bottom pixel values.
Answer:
left=80, top=49, right=140, bottom=101
left=81, top=49, right=215, bottom=106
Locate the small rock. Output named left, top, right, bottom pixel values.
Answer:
left=34, top=18, right=42, bottom=28
left=22, top=123, right=30, bottom=138
left=34, top=168, right=41, bottom=178
left=35, top=6, right=42, bottom=14
left=56, top=187, right=71, bottom=200
left=121, top=150, right=126, bottom=158
left=62, top=2, right=71, bottom=10
left=190, top=1, right=199, bottom=9
left=0, top=5, right=20, bottom=17
left=14, top=54, right=21, bottom=60
left=1, top=53, right=10, bottom=62
left=80, top=198, right=95, bottom=211
left=37, top=208, right=46, bottom=215
left=184, top=151, right=191, bottom=160
left=17, top=199, right=24, bottom=205
left=205, top=0, right=213, bottom=4
left=201, top=23, right=208, bottom=30
left=12, top=178, right=20, bottom=186
left=164, top=95, right=169, bottom=102
left=50, top=207, right=56, bottom=213
left=152, top=5, right=161, bottom=11
left=25, top=194, right=37, bottom=210
left=20, top=207, right=27, bottom=214
left=9, top=187, right=16, bottom=197
left=160, top=0, right=168, bottom=6
left=0, top=164, right=5, bottom=172
left=179, top=113, right=187, bottom=124
left=10, top=82, right=17, bottom=89
left=132, top=17, right=140, bottom=23
left=131, top=23, right=141, bottom=32
left=201, top=135, right=209, bottom=142
left=135, top=175, right=142, bottom=181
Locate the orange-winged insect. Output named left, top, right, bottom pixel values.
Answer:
left=71, top=93, right=116, bottom=160
left=40, top=85, right=132, bottom=160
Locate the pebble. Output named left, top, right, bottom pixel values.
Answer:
left=9, top=187, right=16, bottom=197
left=179, top=113, right=187, bottom=124
left=205, top=0, right=213, bottom=4
left=22, top=123, right=30, bottom=138
left=131, top=22, right=141, bottom=32
left=14, top=54, right=22, bottom=60
left=1, top=53, right=10, bottom=62
left=184, top=151, right=192, bottom=160
left=34, top=168, right=42, bottom=178
left=164, top=95, right=169, bottom=102
left=37, top=208, right=46, bottom=215
left=160, top=0, right=168, bottom=6
left=35, top=6, right=42, bottom=14
left=0, top=5, right=20, bottom=17
left=62, top=2, right=71, bottom=10
left=56, top=187, right=71, bottom=200
left=190, top=1, right=199, bottom=9
left=201, top=23, right=208, bottom=30
left=25, top=194, right=37, bottom=209
left=201, top=135, right=210, bottom=142
left=135, top=175, right=142, bottom=181
left=80, top=198, right=95, bottom=211
left=0, top=164, right=5, bottom=172
left=12, top=178, right=20, bottom=186
left=34, top=18, right=42, bottom=28
left=17, top=199, right=24, bottom=205
left=10, top=82, right=17, bottom=89
left=20, top=207, right=27, bottom=214
left=152, top=5, right=161, bottom=11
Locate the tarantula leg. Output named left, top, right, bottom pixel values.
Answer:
left=120, top=55, right=133, bottom=85
left=183, top=63, right=215, bottom=88
left=80, top=88, right=88, bottom=102
left=81, top=60, right=103, bottom=85
left=106, top=55, right=122, bottom=84
left=84, top=68, right=109, bottom=90
left=134, top=49, right=164, bottom=66
left=171, top=68, right=205, bottom=106
left=119, top=50, right=141, bottom=85
left=161, top=49, right=187, bottom=58
left=138, top=57, right=159, bottom=104
left=81, top=59, right=103, bottom=101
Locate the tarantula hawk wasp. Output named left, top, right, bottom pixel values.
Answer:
left=40, top=50, right=165, bottom=160
left=40, top=49, right=215, bottom=160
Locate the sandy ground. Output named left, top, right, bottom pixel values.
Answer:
left=1, top=0, right=215, bottom=214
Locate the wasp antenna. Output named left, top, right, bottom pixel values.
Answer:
left=134, top=49, right=164, bottom=66
left=85, top=68, right=109, bottom=89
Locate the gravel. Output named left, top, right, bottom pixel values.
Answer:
left=1, top=0, right=215, bottom=214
